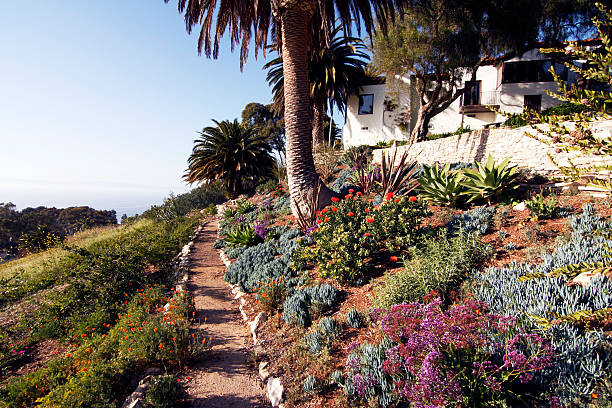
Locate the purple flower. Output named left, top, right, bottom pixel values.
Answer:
left=253, top=220, right=267, bottom=239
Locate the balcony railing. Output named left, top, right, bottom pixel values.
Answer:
left=460, top=90, right=500, bottom=113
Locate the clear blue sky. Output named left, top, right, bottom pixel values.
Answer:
left=0, top=1, right=278, bottom=216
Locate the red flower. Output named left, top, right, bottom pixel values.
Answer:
left=324, top=217, right=329, bottom=222
left=331, top=197, right=340, bottom=202
left=390, top=256, right=399, bottom=262
left=409, top=196, right=417, bottom=202
left=322, top=208, right=328, bottom=214
left=366, top=217, right=374, bottom=223
left=331, top=207, right=338, bottom=212
left=316, top=211, right=322, bottom=216
left=345, top=194, right=353, bottom=199
left=394, top=198, right=399, bottom=203
left=356, top=191, right=363, bottom=196
left=349, top=189, right=355, bottom=193
left=386, top=192, right=395, bottom=200
left=364, top=232, right=371, bottom=237
left=348, top=212, right=355, bottom=217
left=365, top=208, right=370, bottom=213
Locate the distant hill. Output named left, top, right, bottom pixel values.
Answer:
left=0, top=203, right=117, bottom=254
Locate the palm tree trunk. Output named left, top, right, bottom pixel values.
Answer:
left=312, top=96, right=326, bottom=148
left=280, top=4, right=332, bottom=216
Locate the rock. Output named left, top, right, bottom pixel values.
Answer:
left=259, top=361, right=270, bottom=381
left=121, top=374, right=155, bottom=408
left=266, top=377, right=284, bottom=407
left=234, top=291, right=246, bottom=300
left=513, top=202, right=526, bottom=211
left=249, top=312, right=267, bottom=344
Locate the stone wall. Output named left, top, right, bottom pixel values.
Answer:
left=372, top=120, right=612, bottom=175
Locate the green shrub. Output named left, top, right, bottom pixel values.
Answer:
left=301, top=193, right=429, bottom=283
left=525, top=192, right=561, bottom=219
left=253, top=276, right=288, bottom=314
left=461, top=155, right=519, bottom=204
left=417, top=163, right=466, bottom=206
left=374, top=231, right=490, bottom=309
left=235, top=198, right=256, bottom=214
left=143, top=375, right=186, bottom=408
left=256, top=179, right=279, bottom=195
left=426, top=125, right=471, bottom=140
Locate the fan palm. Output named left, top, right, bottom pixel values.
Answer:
left=184, top=119, right=273, bottom=196
left=264, top=24, right=369, bottom=146
left=164, top=0, right=403, bottom=215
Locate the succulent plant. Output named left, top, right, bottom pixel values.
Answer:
left=447, top=206, right=496, bottom=235
left=303, top=375, right=318, bottom=394
left=346, top=308, right=363, bottom=329
left=460, top=155, right=519, bottom=204
left=417, top=163, right=466, bottom=206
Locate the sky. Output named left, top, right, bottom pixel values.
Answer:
left=0, top=1, right=279, bottom=216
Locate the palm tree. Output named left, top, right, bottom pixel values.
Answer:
left=164, top=0, right=402, bottom=215
left=184, top=119, right=273, bottom=196
left=264, top=24, right=369, bottom=147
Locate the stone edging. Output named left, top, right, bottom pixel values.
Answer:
left=215, top=203, right=285, bottom=408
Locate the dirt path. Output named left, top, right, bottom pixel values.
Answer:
left=185, top=222, right=265, bottom=407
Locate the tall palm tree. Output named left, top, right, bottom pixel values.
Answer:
left=164, top=0, right=403, bottom=215
left=185, top=119, right=273, bottom=196
left=264, top=24, right=369, bottom=147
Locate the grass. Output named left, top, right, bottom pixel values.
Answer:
left=0, top=220, right=151, bottom=282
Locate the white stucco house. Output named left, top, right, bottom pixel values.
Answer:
left=342, top=44, right=593, bottom=148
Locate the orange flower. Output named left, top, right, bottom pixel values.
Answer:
left=349, top=189, right=355, bottom=193
left=321, top=208, right=328, bottom=214
left=345, top=194, right=353, bottom=199
left=409, top=196, right=417, bottom=202
left=348, top=212, right=355, bottom=217
left=394, top=198, right=399, bottom=203
left=593, top=393, right=599, bottom=399
left=331, top=197, right=339, bottom=202
left=262, top=293, right=268, bottom=298
left=154, top=328, right=158, bottom=332
left=390, top=256, right=399, bottom=262
left=128, top=347, right=133, bottom=351
left=366, top=217, right=374, bottom=223
left=365, top=208, right=370, bottom=213
left=364, top=233, right=371, bottom=237
left=331, top=207, right=338, bottom=212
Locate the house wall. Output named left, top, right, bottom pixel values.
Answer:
left=428, top=65, right=500, bottom=134
left=342, top=84, right=408, bottom=148
left=342, top=49, right=576, bottom=148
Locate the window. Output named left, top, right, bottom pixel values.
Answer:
left=462, top=81, right=481, bottom=105
left=524, top=95, right=542, bottom=112
left=358, top=94, right=374, bottom=114
left=502, top=61, right=554, bottom=83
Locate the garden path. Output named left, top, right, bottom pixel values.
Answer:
left=184, top=222, right=265, bottom=407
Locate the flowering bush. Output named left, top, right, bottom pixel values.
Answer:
left=252, top=276, right=288, bottom=314
left=299, top=192, right=429, bottom=283
left=339, top=296, right=556, bottom=407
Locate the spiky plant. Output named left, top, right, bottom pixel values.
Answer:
left=461, top=155, right=519, bottom=204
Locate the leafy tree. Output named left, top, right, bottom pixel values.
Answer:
left=539, top=0, right=612, bottom=43
left=241, top=102, right=286, bottom=165
left=264, top=24, right=369, bottom=147
left=164, top=0, right=403, bottom=215
left=373, top=0, right=542, bottom=141
left=184, top=119, right=274, bottom=196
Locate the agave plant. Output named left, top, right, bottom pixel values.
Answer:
left=418, top=163, right=465, bottom=206
left=225, top=224, right=260, bottom=247
left=461, top=155, right=519, bottom=204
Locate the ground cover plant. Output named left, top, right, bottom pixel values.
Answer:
left=0, top=215, right=204, bottom=407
